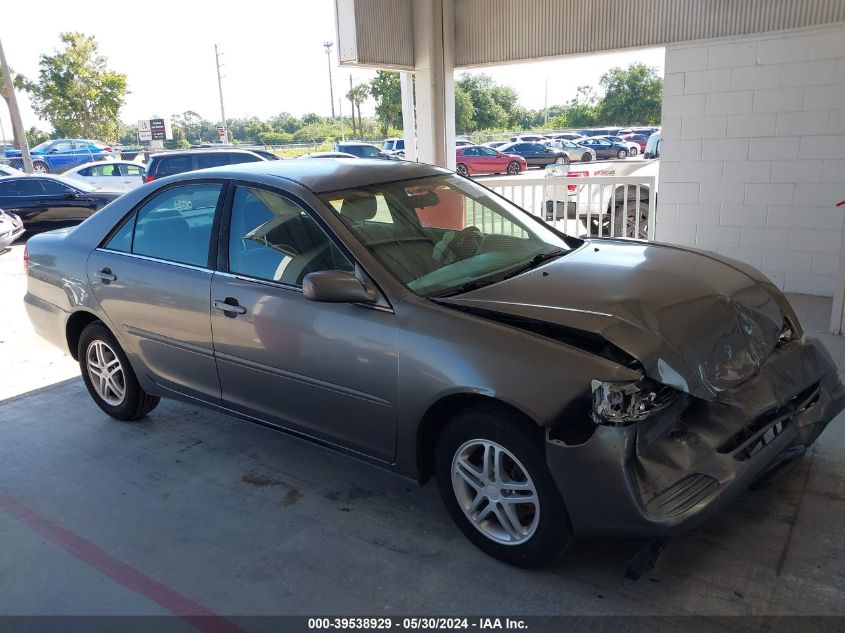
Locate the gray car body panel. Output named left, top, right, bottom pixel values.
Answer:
left=23, top=159, right=845, bottom=538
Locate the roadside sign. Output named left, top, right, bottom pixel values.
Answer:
left=217, top=126, right=226, bottom=139
left=137, top=119, right=152, bottom=142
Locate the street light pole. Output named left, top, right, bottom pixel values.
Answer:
left=215, top=44, right=228, bottom=144
left=324, top=41, right=336, bottom=119
left=0, top=37, right=32, bottom=173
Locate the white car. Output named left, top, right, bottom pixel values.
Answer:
left=0, top=164, right=23, bottom=177
left=543, top=158, right=659, bottom=239
left=63, top=160, right=147, bottom=191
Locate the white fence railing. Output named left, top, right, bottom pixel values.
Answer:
left=478, top=175, right=657, bottom=241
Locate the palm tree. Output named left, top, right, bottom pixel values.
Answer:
left=346, top=84, right=369, bottom=138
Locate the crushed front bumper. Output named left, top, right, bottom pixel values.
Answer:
left=545, top=337, right=845, bottom=537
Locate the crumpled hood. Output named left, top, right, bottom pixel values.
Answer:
left=441, top=240, right=786, bottom=400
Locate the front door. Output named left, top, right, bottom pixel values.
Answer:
left=210, top=185, right=399, bottom=461
left=87, top=181, right=224, bottom=402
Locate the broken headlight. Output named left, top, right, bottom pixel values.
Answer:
left=591, top=379, right=679, bottom=427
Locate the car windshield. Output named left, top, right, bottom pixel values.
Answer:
left=321, top=174, right=577, bottom=298
left=30, top=141, right=54, bottom=152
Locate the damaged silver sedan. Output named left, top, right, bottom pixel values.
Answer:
left=24, top=159, right=845, bottom=567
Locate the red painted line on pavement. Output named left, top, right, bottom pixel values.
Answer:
left=0, top=496, right=249, bottom=633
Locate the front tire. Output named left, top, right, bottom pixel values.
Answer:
left=507, top=161, right=521, bottom=175
left=456, top=163, right=469, bottom=177
left=78, top=322, right=160, bottom=421
left=435, top=406, right=572, bottom=567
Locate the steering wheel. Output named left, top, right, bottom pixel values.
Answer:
left=443, top=226, right=484, bottom=262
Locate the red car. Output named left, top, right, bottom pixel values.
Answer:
left=621, top=133, right=651, bottom=152
left=455, top=145, right=527, bottom=177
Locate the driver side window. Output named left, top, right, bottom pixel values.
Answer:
left=228, top=187, right=353, bottom=287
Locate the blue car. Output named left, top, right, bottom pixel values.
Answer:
left=4, top=139, right=114, bottom=173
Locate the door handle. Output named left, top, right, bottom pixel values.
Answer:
left=95, top=268, right=116, bottom=282
left=213, top=298, right=247, bottom=316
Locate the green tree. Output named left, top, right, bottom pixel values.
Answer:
left=19, top=33, right=127, bottom=141
left=368, top=71, right=402, bottom=135
left=454, top=85, right=476, bottom=132
left=455, top=73, right=519, bottom=130
left=597, top=63, right=663, bottom=125
left=346, top=83, right=369, bottom=137
left=26, top=127, right=49, bottom=147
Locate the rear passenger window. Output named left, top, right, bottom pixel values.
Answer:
left=155, top=156, right=192, bottom=177
left=132, top=183, right=222, bottom=267
left=228, top=187, right=352, bottom=286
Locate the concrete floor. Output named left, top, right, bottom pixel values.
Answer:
left=1, top=244, right=844, bottom=620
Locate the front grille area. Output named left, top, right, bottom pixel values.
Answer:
left=646, top=474, right=719, bottom=518
left=717, top=382, right=820, bottom=461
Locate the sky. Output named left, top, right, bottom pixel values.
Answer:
left=1, top=0, right=664, bottom=136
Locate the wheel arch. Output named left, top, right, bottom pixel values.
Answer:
left=416, top=393, right=543, bottom=484
left=65, top=310, right=104, bottom=361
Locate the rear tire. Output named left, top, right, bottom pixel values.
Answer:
left=628, top=146, right=639, bottom=156
left=581, top=153, right=592, bottom=162
left=78, top=322, right=160, bottom=421
left=616, top=149, right=627, bottom=159
left=32, top=161, right=50, bottom=173
left=435, top=406, right=572, bottom=567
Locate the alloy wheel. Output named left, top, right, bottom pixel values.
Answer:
left=451, top=439, right=539, bottom=545
left=86, top=340, right=126, bottom=406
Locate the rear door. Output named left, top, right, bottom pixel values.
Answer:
left=209, top=184, right=399, bottom=460
left=87, top=181, right=225, bottom=402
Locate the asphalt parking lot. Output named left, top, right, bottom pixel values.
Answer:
left=1, top=242, right=844, bottom=622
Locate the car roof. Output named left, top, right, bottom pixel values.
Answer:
left=168, top=158, right=448, bottom=194
left=67, top=159, right=145, bottom=171
left=148, top=148, right=262, bottom=158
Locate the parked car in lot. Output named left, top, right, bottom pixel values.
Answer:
left=144, top=149, right=266, bottom=182
left=299, top=152, right=359, bottom=159
left=334, top=142, right=392, bottom=159
left=543, top=158, right=658, bottom=238
left=548, top=133, right=583, bottom=141
left=550, top=139, right=596, bottom=162
left=455, top=145, right=527, bottom=176
left=497, top=142, right=570, bottom=167
left=482, top=141, right=508, bottom=149
left=63, top=160, right=147, bottom=191
left=455, top=139, right=474, bottom=147
left=508, top=134, right=548, bottom=143
left=382, top=138, right=407, bottom=158
left=24, top=158, right=845, bottom=567
left=0, top=163, right=24, bottom=177
left=0, top=174, right=122, bottom=233
left=577, top=137, right=632, bottom=159
left=643, top=132, right=662, bottom=159
left=0, top=208, right=24, bottom=251
left=4, top=139, right=114, bottom=173
left=621, top=133, right=651, bottom=153
left=594, top=135, right=640, bottom=156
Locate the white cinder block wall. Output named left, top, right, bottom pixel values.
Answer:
left=655, top=24, right=845, bottom=297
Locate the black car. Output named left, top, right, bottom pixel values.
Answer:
left=0, top=174, right=122, bottom=233
left=333, top=142, right=392, bottom=159
left=497, top=142, right=569, bottom=167
left=145, top=149, right=266, bottom=182
left=576, top=137, right=631, bottom=159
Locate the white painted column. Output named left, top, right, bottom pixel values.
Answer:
left=411, top=0, right=455, bottom=170
left=399, top=72, right=417, bottom=162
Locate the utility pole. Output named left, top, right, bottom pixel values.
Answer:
left=0, top=37, right=32, bottom=173
left=338, top=97, right=345, bottom=141
left=349, top=74, right=355, bottom=137
left=323, top=41, right=336, bottom=119
left=214, top=44, right=228, bottom=144
left=543, top=76, right=549, bottom=128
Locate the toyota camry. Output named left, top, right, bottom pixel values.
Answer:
left=24, top=159, right=845, bottom=567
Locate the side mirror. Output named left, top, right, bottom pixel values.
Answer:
left=63, top=189, right=78, bottom=199
left=303, top=270, right=377, bottom=304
